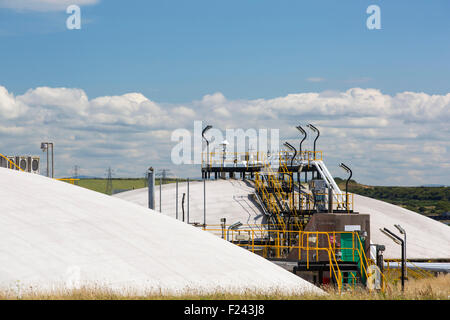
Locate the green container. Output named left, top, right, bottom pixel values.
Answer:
left=340, top=233, right=366, bottom=285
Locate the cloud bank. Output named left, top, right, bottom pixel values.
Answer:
left=0, top=85, right=448, bottom=185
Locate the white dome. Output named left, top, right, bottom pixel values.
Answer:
left=0, top=168, right=321, bottom=295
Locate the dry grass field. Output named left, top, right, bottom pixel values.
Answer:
left=1, top=274, right=448, bottom=300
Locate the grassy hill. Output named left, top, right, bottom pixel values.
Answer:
left=334, top=178, right=450, bottom=217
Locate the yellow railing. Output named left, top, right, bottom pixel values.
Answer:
left=201, top=150, right=323, bottom=169
left=279, top=150, right=323, bottom=165
left=202, top=226, right=380, bottom=291
left=56, top=178, right=80, bottom=185
left=384, top=259, right=434, bottom=279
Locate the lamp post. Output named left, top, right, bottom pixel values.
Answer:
left=307, top=124, right=319, bottom=179
left=395, top=224, right=407, bottom=279
left=380, top=227, right=406, bottom=292
left=283, top=142, right=297, bottom=237
left=40, top=142, right=54, bottom=178
left=296, top=126, right=308, bottom=195
left=295, top=126, right=307, bottom=160
left=202, top=125, right=212, bottom=178
left=339, top=163, right=352, bottom=213
left=283, top=141, right=297, bottom=196
left=307, top=124, right=320, bottom=158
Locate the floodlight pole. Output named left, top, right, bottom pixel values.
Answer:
left=283, top=142, right=297, bottom=239
left=50, top=143, right=54, bottom=178
left=296, top=126, right=307, bottom=159
left=187, top=178, right=190, bottom=224
left=202, top=125, right=212, bottom=178
left=340, top=163, right=352, bottom=213
left=395, top=224, right=407, bottom=279
left=203, top=177, right=206, bottom=228
left=41, top=142, right=49, bottom=177
left=307, top=124, right=320, bottom=179
left=46, top=145, right=49, bottom=177
left=176, top=179, right=179, bottom=219
left=381, top=227, right=405, bottom=291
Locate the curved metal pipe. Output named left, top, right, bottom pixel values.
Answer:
left=308, top=124, right=320, bottom=179
left=340, top=163, right=352, bottom=212
left=296, top=126, right=307, bottom=157
left=283, top=142, right=297, bottom=168
left=202, top=125, right=212, bottom=170
left=307, top=124, right=320, bottom=155
left=283, top=142, right=297, bottom=230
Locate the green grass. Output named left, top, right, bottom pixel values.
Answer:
left=75, top=178, right=147, bottom=194
left=334, top=178, right=450, bottom=218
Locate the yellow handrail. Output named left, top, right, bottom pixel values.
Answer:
left=205, top=228, right=381, bottom=292
left=56, top=178, right=80, bottom=185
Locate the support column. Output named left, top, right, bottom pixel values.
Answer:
left=187, top=178, right=190, bottom=223
left=147, top=167, right=155, bottom=210
left=176, top=179, right=179, bottom=219
left=328, top=187, right=333, bottom=213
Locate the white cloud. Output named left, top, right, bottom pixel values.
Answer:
left=19, top=87, right=89, bottom=116
left=200, top=92, right=226, bottom=106
left=0, top=86, right=28, bottom=119
left=0, top=0, right=99, bottom=11
left=0, top=85, right=448, bottom=185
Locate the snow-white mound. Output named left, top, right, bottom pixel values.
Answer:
left=0, top=168, right=321, bottom=295
left=116, top=180, right=450, bottom=260
left=354, top=194, right=450, bottom=260
left=115, top=179, right=264, bottom=226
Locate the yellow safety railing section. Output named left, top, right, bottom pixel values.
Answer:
left=201, top=150, right=324, bottom=169
left=0, top=153, right=25, bottom=171
left=201, top=225, right=382, bottom=292
left=56, top=178, right=80, bottom=185
left=384, top=259, right=434, bottom=280
left=279, top=150, right=323, bottom=166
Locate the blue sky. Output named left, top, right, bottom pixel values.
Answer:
left=0, top=0, right=449, bottom=185
left=1, top=0, right=449, bottom=101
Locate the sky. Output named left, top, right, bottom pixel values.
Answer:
left=0, top=0, right=449, bottom=185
